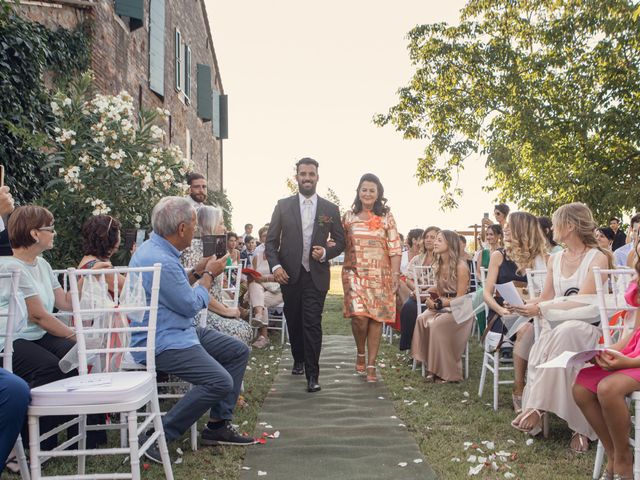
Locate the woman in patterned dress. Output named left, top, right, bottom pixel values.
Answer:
left=181, top=206, right=254, bottom=345
left=342, top=173, right=402, bottom=382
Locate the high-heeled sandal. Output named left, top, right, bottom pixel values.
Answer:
left=511, top=408, right=544, bottom=436
left=366, top=365, right=377, bottom=383
left=613, top=475, right=633, bottom=480
left=355, top=353, right=366, bottom=373
left=569, top=431, right=589, bottom=453
left=598, top=470, right=613, bottom=480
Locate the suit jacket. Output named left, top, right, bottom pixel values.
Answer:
left=265, top=194, right=345, bottom=291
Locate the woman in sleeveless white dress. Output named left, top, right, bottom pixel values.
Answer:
left=509, top=202, right=610, bottom=452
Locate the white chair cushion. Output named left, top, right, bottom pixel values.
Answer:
left=30, top=371, right=154, bottom=406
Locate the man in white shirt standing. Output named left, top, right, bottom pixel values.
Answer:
left=613, top=213, right=639, bottom=267
left=265, top=158, right=345, bottom=392
left=185, top=172, right=207, bottom=212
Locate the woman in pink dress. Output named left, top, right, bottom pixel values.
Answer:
left=342, top=173, right=402, bottom=383
left=573, top=246, right=640, bottom=480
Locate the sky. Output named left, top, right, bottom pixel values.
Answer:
left=205, top=0, right=497, bottom=237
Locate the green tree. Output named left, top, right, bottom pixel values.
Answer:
left=375, top=0, right=640, bottom=221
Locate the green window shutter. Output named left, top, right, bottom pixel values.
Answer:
left=212, top=89, right=220, bottom=135
left=197, top=64, right=212, bottom=120
left=184, top=44, right=191, bottom=101
left=219, top=94, right=228, bottom=139
left=148, top=0, right=165, bottom=96
left=175, top=29, right=182, bottom=91
left=115, top=0, right=144, bottom=30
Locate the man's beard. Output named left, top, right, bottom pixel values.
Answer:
left=190, top=192, right=206, bottom=203
left=298, top=182, right=316, bottom=197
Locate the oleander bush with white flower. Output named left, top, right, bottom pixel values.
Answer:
left=41, top=72, right=194, bottom=268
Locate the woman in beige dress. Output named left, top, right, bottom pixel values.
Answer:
left=411, top=229, right=471, bottom=383
left=510, top=202, right=611, bottom=452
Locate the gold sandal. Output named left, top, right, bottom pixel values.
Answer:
left=366, top=365, right=377, bottom=383
left=355, top=353, right=366, bottom=373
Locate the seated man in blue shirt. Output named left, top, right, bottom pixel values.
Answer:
left=130, top=196, right=255, bottom=462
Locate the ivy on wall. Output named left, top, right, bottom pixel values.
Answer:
left=0, top=0, right=90, bottom=205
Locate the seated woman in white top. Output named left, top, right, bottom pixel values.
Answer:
left=510, top=202, right=611, bottom=453
left=247, top=226, right=283, bottom=349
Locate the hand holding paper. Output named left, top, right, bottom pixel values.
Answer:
left=537, top=348, right=627, bottom=369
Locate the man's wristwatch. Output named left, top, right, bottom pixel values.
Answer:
left=203, top=270, right=215, bottom=280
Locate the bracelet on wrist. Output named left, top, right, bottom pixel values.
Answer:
left=434, top=298, right=443, bottom=310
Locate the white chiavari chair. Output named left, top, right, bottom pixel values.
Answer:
left=591, top=267, right=637, bottom=480
left=411, top=266, right=434, bottom=376
left=27, top=264, right=174, bottom=480
left=0, top=268, right=30, bottom=480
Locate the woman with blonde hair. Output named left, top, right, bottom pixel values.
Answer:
left=411, top=230, right=472, bottom=383
left=509, top=202, right=611, bottom=452
left=482, top=212, right=548, bottom=412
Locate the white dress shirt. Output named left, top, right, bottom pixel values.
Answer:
left=272, top=193, right=326, bottom=274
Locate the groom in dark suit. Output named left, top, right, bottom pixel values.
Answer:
left=266, top=158, right=345, bottom=392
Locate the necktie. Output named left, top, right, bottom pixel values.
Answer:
left=301, top=199, right=313, bottom=271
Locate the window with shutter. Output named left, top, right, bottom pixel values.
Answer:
left=219, top=94, right=228, bottom=139
left=175, top=29, right=182, bottom=92
left=197, top=64, right=213, bottom=121
left=115, top=0, right=144, bottom=30
left=184, top=45, right=191, bottom=103
left=148, top=0, right=165, bottom=97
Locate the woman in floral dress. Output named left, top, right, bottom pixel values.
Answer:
left=342, top=173, right=402, bottom=382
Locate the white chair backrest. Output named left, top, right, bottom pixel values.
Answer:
left=219, top=264, right=242, bottom=309
left=66, top=263, right=162, bottom=375
left=525, top=268, right=547, bottom=300
left=469, top=260, right=479, bottom=291
left=479, top=267, right=488, bottom=288
left=593, top=267, right=637, bottom=346
left=412, top=265, right=435, bottom=316
left=0, top=268, right=21, bottom=372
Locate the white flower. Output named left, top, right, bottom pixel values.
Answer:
left=150, top=125, right=164, bottom=140
left=50, top=101, right=62, bottom=116
left=135, top=215, right=142, bottom=223
left=63, top=97, right=72, bottom=107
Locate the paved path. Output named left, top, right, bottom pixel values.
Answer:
left=241, top=335, right=437, bottom=479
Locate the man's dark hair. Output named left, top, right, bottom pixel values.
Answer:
left=295, top=157, right=319, bottom=173
left=244, top=235, right=254, bottom=244
left=407, top=228, right=424, bottom=248
left=494, top=203, right=510, bottom=216
left=609, top=217, right=620, bottom=223
left=244, top=223, right=252, bottom=230
left=186, top=172, right=205, bottom=185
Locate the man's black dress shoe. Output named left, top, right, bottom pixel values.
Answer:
left=307, top=377, right=321, bottom=393
left=291, top=361, right=304, bottom=375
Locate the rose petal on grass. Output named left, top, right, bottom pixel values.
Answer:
left=485, top=441, right=495, bottom=450
left=378, top=396, right=385, bottom=400
left=265, top=425, right=273, bottom=429
left=142, top=463, right=150, bottom=470
left=258, top=471, right=267, bottom=476
left=468, top=464, right=484, bottom=475
left=413, top=459, right=423, bottom=464
left=463, top=391, right=470, bottom=397
left=272, top=431, right=280, bottom=438
left=246, top=366, right=252, bottom=371
left=398, top=423, right=406, bottom=427
left=241, top=467, right=251, bottom=470
left=174, top=458, right=183, bottom=465
left=525, top=438, right=534, bottom=446
left=463, top=442, right=473, bottom=450
left=257, top=438, right=267, bottom=444
left=176, top=447, right=183, bottom=455
left=398, top=462, right=408, bottom=467
left=467, top=455, right=477, bottom=463
left=390, top=415, right=398, bottom=419
left=451, top=457, right=461, bottom=462
left=504, top=473, right=516, bottom=479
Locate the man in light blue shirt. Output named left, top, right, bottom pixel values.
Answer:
left=130, top=197, right=255, bottom=462
left=613, top=214, right=639, bottom=267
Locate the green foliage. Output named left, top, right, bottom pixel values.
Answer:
left=39, top=73, right=194, bottom=268
left=0, top=2, right=90, bottom=206
left=208, top=189, right=233, bottom=230
left=375, top=0, right=640, bottom=221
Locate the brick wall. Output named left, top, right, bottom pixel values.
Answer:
left=18, top=0, right=224, bottom=191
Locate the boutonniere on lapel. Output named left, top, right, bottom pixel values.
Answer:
left=317, top=215, right=333, bottom=227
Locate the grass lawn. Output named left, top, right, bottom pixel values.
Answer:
left=20, top=267, right=597, bottom=479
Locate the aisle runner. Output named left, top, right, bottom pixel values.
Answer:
left=241, top=335, right=437, bottom=479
